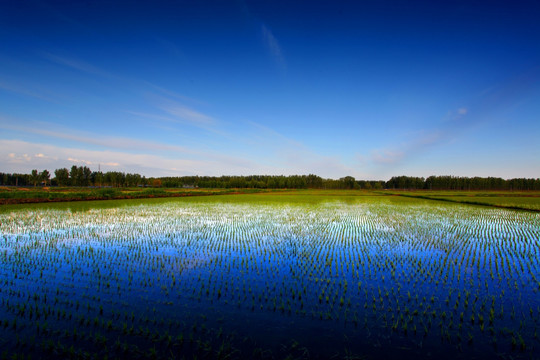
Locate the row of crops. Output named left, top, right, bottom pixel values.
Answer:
left=0, top=196, right=539, bottom=359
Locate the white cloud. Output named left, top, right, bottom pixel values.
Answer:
left=65, top=156, right=119, bottom=167
left=458, top=107, right=468, bottom=115
left=67, top=157, right=94, bottom=165
left=5, top=152, right=32, bottom=164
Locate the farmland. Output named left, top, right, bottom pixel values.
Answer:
left=0, top=186, right=272, bottom=205
left=1, top=193, right=539, bottom=359
left=383, top=190, right=540, bottom=212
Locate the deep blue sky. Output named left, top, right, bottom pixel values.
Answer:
left=1, top=0, right=539, bottom=179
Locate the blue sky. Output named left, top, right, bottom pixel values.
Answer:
left=1, top=0, right=539, bottom=179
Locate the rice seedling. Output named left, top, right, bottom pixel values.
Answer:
left=0, top=194, right=538, bottom=359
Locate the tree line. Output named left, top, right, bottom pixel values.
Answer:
left=1, top=167, right=539, bottom=191
left=0, top=166, right=147, bottom=188
left=386, top=175, right=540, bottom=191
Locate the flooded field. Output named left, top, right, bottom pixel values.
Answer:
left=1, top=194, right=539, bottom=359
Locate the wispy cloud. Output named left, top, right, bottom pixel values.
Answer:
left=43, top=53, right=113, bottom=78
left=125, top=110, right=177, bottom=124
left=245, top=121, right=302, bottom=148
left=358, top=130, right=443, bottom=178
left=1, top=120, right=363, bottom=178
left=235, top=3, right=286, bottom=70
left=371, top=150, right=405, bottom=164
left=457, top=107, right=468, bottom=115
left=154, top=38, right=186, bottom=61
left=0, top=118, right=193, bottom=154
left=0, top=115, right=262, bottom=174
left=283, top=151, right=359, bottom=178
left=244, top=121, right=359, bottom=178
left=143, top=82, right=203, bottom=104
left=443, top=106, right=469, bottom=122
left=160, top=104, right=215, bottom=126
left=0, top=139, right=260, bottom=176
left=137, top=89, right=220, bottom=133
left=477, top=66, right=540, bottom=113
left=367, top=67, right=540, bottom=176
left=0, top=79, right=57, bottom=102
left=261, top=24, right=286, bottom=69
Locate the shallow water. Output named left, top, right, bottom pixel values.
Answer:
left=1, top=195, right=539, bottom=359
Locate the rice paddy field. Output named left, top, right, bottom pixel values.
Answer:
left=1, top=193, right=539, bottom=359
left=385, top=191, right=540, bottom=212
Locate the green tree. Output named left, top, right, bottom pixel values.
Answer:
left=82, top=166, right=92, bottom=186
left=340, top=176, right=356, bottom=189
left=30, top=169, right=40, bottom=186
left=93, top=171, right=104, bottom=187
left=54, top=168, right=70, bottom=186
left=41, top=170, right=50, bottom=186
left=70, top=166, right=80, bottom=186
left=306, top=174, right=323, bottom=188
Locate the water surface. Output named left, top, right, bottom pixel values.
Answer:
left=1, top=195, right=539, bottom=359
